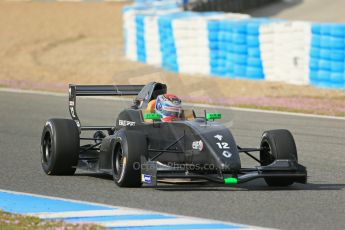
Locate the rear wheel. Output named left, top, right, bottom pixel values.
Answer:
left=260, top=129, right=298, bottom=187
left=112, top=130, right=147, bottom=187
left=41, top=119, right=79, bottom=175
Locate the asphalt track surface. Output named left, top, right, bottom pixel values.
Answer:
left=0, top=90, right=344, bottom=230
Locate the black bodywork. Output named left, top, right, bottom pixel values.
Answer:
left=68, top=82, right=307, bottom=187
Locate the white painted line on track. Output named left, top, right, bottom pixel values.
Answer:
left=99, top=218, right=224, bottom=227
left=1, top=87, right=344, bottom=120
left=30, top=209, right=150, bottom=219
left=184, top=101, right=345, bottom=120
left=0, top=87, right=68, bottom=97
left=57, top=0, right=82, bottom=2
left=5, top=0, right=129, bottom=1
left=102, top=0, right=129, bottom=1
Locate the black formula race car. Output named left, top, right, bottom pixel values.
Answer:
left=41, top=82, right=307, bottom=187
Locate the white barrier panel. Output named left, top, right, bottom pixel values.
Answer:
left=260, top=21, right=311, bottom=85
left=173, top=13, right=250, bottom=75
left=123, top=9, right=138, bottom=61
left=123, top=4, right=181, bottom=63
left=173, top=17, right=210, bottom=74
left=144, top=15, right=161, bottom=66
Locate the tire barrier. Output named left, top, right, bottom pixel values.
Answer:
left=209, top=18, right=274, bottom=79
left=124, top=1, right=345, bottom=90
left=309, top=24, right=345, bottom=89
left=260, top=21, right=311, bottom=85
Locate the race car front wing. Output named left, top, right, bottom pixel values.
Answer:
left=141, top=159, right=307, bottom=187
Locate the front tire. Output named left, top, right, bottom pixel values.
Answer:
left=260, top=129, right=298, bottom=187
left=41, top=119, right=79, bottom=175
left=112, top=130, right=147, bottom=187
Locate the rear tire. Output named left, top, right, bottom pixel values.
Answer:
left=41, top=119, right=79, bottom=175
left=112, top=130, right=147, bottom=187
left=260, top=129, right=298, bottom=187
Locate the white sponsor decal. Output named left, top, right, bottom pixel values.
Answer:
left=192, top=140, right=203, bottom=151
left=216, top=142, right=230, bottom=149
left=214, top=134, right=223, bottom=141
left=119, top=120, right=136, bottom=127
left=70, top=107, right=76, bottom=118
left=222, top=150, right=232, bottom=158
left=141, top=174, right=151, bottom=183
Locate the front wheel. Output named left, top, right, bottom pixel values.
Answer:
left=260, top=129, right=298, bottom=187
left=41, top=119, right=79, bottom=175
left=112, top=130, right=147, bottom=187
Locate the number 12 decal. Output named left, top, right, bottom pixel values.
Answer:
left=216, top=142, right=230, bottom=149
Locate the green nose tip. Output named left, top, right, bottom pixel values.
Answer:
left=224, top=177, right=238, bottom=184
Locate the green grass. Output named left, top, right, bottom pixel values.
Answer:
left=0, top=210, right=105, bottom=230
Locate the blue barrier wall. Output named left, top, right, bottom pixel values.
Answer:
left=310, top=24, right=345, bottom=89
left=158, top=13, right=179, bottom=72
left=136, top=14, right=146, bottom=62
left=124, top=2, right=345, bottom=90
left=208, top=19, right=273, bottom=79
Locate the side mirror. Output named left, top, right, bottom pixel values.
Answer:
left=206, top=113, right=221, bottom=120
left=144, top=113, right=161, bottom=120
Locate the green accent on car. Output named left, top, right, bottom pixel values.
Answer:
left=206, top=113, right=221, bottom=120
left=144, top=113, right=161, bottom=120
left=224, top=177, right=238, bottom=184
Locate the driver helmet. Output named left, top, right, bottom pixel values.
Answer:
left=155, top=94, right=182, bottom=122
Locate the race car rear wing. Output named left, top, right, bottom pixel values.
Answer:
left=68, top=84, right=145, bottom=131
left=70, top=85, right=145, bottom=96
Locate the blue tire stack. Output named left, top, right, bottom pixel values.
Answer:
left=310, top=24, right=345, bottom=89
left=136, top=14, right=146, bottom=63
left=229, top=20, right=248, bottom=78
left=208, top=20, right=228, bottom=76
left=245, top=19, right=267, bottom=80
left=158, top=12, right=195, bottom=72
left=158, top=14, right=179, bottom=72
left=208, top=19, right=265, bottom=79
